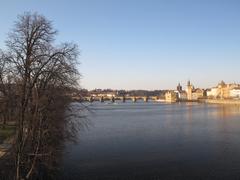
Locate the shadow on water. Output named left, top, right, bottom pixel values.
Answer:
left=0, top=102, right=92, bottom=180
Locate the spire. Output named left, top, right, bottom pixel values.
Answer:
left=177, top=82, right=182, bottom=91
left=220, top=80, right=225, bottom=85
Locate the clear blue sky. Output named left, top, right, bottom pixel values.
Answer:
left=0, top=0, right=240, bottom=90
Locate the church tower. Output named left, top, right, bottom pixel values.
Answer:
left=177, top=83, right=182, bottom=92
left=186, top=80, right=193, bottom=100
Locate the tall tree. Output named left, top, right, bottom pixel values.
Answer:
left=0, top=12, right=80, bottom=179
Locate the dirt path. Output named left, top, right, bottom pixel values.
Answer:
left=0, top=138, right=13, bottom=159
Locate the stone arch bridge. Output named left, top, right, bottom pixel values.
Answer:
left=72, top=95, right=159, bottom=103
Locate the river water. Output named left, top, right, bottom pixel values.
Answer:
left=60, top=101, right=240, bottom=180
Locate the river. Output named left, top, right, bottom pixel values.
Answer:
left=60, top=101, right=240, bottom=180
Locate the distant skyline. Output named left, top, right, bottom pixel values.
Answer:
left=1, top=0, right=240, bottom=90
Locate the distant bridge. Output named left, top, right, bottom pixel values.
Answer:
left=72, top=95, right=159, bottom=103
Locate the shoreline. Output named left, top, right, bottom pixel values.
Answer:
left=0, top=137, right=13, bottom=159
left=165, top=99, right=240, bottom=105
left=199, top=99, right=240, bottom=105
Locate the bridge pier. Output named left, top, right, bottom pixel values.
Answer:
left=132, top=97, right=137, bottom=103
left=144, top=96, right=149, bottom=102
left=88, top=96, right=94, bottom=102
left=99, top=96, right=104, bottom=102
left=111, top=96, right=115, bottom=103
left=83, top=95, right=159, bottom=103
left=122, top=96, right=126, bottom=103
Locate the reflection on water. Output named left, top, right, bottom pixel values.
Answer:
left=210, top=105, right=240, bottom=119
left=60, top=102, right=240, bottom=180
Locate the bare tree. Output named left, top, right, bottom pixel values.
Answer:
left=0, top=12, right=81, bottom=179
left=0, top=51, right=16, bottom=127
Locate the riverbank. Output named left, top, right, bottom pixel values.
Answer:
left=200, top=99, right=240, bottom=105
left=0, top=125, right=15, bottom=159
left=0, top=139, right=12, bottom=158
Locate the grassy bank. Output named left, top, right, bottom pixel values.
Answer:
left=0, top=125, right=15, bottom=144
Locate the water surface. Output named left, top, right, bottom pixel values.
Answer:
left=61, top=102, right=240, bottom=180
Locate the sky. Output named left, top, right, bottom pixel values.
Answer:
left=0, top=0, right=240, bottom=90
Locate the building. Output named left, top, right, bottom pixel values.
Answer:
left=186, top=81, right=204, bottom=100
left=165, top=91, right=178, bottom=102
left=192, top=88, right=204, bottom=100
left=186, top=80, right=193, bottom=100
left=176, top=91, right=187, bottom=100
left=207, top=87, right=219, bottom=98
left=230, top=88, right=240, bottom=99
left=207, top=81, right=240, bottom=99
left=177, top=83, right=182, bottom=92
left=218, top=81, right=239, bottom=99
left=175, top=83, right=187, bottom=100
